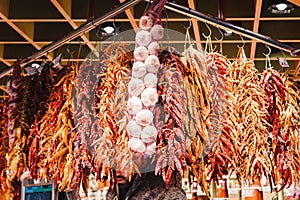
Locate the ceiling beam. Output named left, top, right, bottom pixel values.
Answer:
left=50, top=0, right=95, bottom=51
left=250, top=0, right=263, bottom=60
left=0, top=0, right=52, bottom=62
left=0, top=86, right=7, bottom=93
left=0, top=44, right=12, bottom=66
left=119, top=0, right=138, bottom=30
left=187, top=0, right=201, bottom=49
left=287, top=0, right=300, bottom=7
left=0, top=57, right=11, bottom=66
left=295, top=60, right=300, bottom=70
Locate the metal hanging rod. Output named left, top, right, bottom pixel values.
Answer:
left=0, top=0, right=142, bottom=78
left=163, top=1, right=300, bottom=56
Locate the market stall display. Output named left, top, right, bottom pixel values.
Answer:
left=0, top=0, right=299, bottom=200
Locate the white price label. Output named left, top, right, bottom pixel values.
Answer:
left=228, top=188, right=240, bottom=194
left=243, top=189, right=254, bottom=197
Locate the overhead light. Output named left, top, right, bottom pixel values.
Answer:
left=268, top=0, right=295, bottom=14
left=97, top=22, right=121, bottom=37
left=31, top=63, right=40, bottom=68
left=103, top=26, right=115, bottom=34
left=276, top=3, right=288, bottom=10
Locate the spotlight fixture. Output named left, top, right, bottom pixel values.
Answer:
left=268, top=0, right=295, bottom=14
left=97, top=22, right=121, bottom=37
left=25, top=61, right=45, bottom=75
left=103, top=26, right=115, bottom=34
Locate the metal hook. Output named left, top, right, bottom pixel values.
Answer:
left=184, top=19, right=192, bottom=30
left=237, top=35, right=245, bottom=48
left=262, top=44, right=271, bottom=57
left=214, top=26, right=224, bottom=54
left=184, top=18, right=192, bottom=50
left=163, top=9, right=171, bottom=48
left=263, top=44, right=272, bottom=69
left=202, top=22, right=212, bottom=39
left=214, top=26, right=224, bottom=42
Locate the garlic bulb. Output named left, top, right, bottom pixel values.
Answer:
left=127, top=96, right=143, bottom=115
left=128, top=137, right=146, bottom=153
left=148, top=41, right=160, bottom=55
left=127, top=120, right=142, bottom=138
left=145, top=142, right=156, bottom=155
left=135, top=109, right=154, bottom=127
left=135, top=30, right=152, bottom=47
left=141, top=125, right=158, bottom=143
left=132, top=61, right=147, bottom=78
left=145, top=55, right=160, bottom=73
left=134, top=46, right=149, bottom=62
left=150, top=24, right=164, bottom=41
left=141, top=87, right=158, bottom=107
left=128, top=78, right=145, bottom=97
left=139, top=16, right=153, bottom=30
left=144, top=73, right=158, bottom=88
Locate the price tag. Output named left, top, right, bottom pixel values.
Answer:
left=186, top=193, right=193, bottom=199
left=243, top=189, right=254, bottom=197
left=278, top=57, right=289, bottom=68
left=262, top=186, right=271, bottom=193
left=228, top=188, right=240, bottom=194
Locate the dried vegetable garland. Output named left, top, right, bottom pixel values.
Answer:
left=154, top=50, right=188, bottom=188
left=180, top=45, right=210, bottom=194
left=280, top=77, right=300, bottom=184
left=0, top=101, right=8, bottom=193
left=260, top=68, right=298, bottom=190
left=27, top=66, right=54, bottom=180
left=126, top=0, right=166, bottom=156
left=37, top=68, right=67, bottom=181
left=93, top=45, right=133, bottom=183
left=40, top=69, right=76, bottom=190
left=205, top=52, right=236, bottom=185
left=206, top=52, right=229, bottom=141
left=226, top=50, right=271, bottom=183
left=279, top=76, right=300, bottom=188
left=73, top=56, right=105, bottom=191
left=6, top=62, right=34, bottom=199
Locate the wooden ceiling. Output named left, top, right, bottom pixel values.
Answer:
left=0, top=0, right=300, bottom=98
